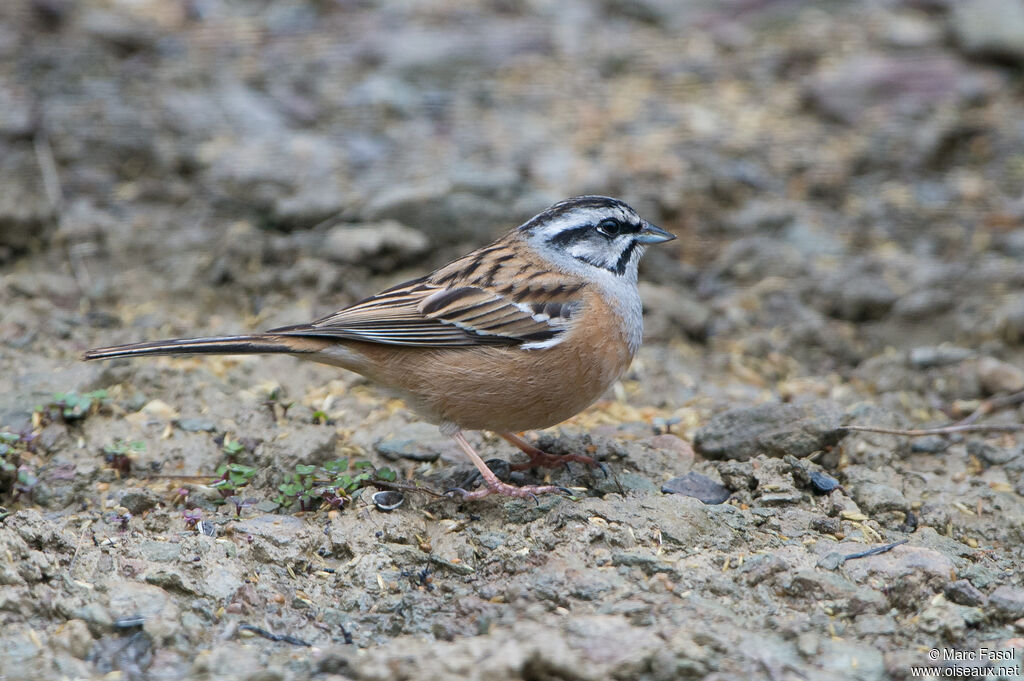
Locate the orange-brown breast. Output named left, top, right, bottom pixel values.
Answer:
left=319, top=288, right=634, bottom=432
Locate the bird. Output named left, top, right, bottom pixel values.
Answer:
left=83, top=195, right=676, bottom=500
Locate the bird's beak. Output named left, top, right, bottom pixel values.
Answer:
left=636, top=222, right=677, bottom=244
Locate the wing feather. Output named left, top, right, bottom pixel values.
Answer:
left=268, top=242, right=584, bottom=348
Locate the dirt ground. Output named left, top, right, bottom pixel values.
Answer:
left=3, top=1, right=1024, bottom=679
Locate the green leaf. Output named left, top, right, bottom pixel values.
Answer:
left=278, top=482, right=303, bottom=496
left=223, top=440, right=245, bottom=455
left=376, top=467, right=397, bottom=482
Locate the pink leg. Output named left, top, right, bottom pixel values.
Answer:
left=499, top=432, right=601, bottom=472
left=446, top=431, right=570, bottom=501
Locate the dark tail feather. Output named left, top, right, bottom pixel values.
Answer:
left=82, top=335, right=304, bottom=361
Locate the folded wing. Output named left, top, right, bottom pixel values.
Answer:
left=268, top=277, right=581, bottom=349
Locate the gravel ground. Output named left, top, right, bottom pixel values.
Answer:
left=3, top=1, right=1024, bottom=679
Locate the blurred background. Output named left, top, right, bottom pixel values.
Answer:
left=4, top=1, right=1024, bottom=677
left=2, top=0, right=1023, bottom=356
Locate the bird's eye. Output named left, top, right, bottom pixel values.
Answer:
left=596, top=218, right=622, bottom=237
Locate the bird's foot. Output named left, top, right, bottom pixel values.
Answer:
left=510, top=450, right=604, bottom=472
left=500, top=432, right=606, bottom=474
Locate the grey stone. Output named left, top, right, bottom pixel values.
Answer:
left=850, top=482, right=909, bottom=514
left=322, top=221, right=429, bottom=267
left=808, top=471, right=841, bottom=494
left=0, top=626, right=49, bottom=681
left=945, top=579, right=986, bottom=607
left=138, top=540, right=181, bottom=563
left=952, top=0, right=1024, bottom=62
left=592, top=472, right=659, bottom=497
left=118, top=488, right=159, bottom=515
left=694, top=400, right=844, bottom=461
left=0, top=80, right=33, bottom=137
left=51, top=619, right=93, bottom=660
left=818, top=639, right=885, bottom=681
left=551, top=494, right=726, bottom=550
left=362, top=183, right=522, bottom=245
left=820, top=269, right=899, bottom=322
left=0, top=147, right=56, bottom=253
left=786, top=569, right=886, bottom=615
left=758, top=490, right=804, bottom=506
left=80, top=8, right=159, bottom=52
left=175, top=418, right=217, bottom=433
left=740, top=553, right=789, bottom=586
left=0, top=528, right=55, bottom=585
left=710, top=237, right=807, bottom=283
left=811, top=517, right=842, bottom=535
left=988, top=585, right=1024, bottom=620
left=805, top=54, right=990, bottom=125
left=106, top=581, right=180, bottom=644
left=842, top=544, right=955, bottom=609
left=611, top=552, right=676, bottom=576
left=967, top=439, right=1020, bottom=466
left=375, top=422, right=446, bottom=462
left=191, top=642, right=268, bottom=680
left=716, top=461, right=757, bottom=491
left=232, top=514, right=314, bottom=564
left=976, top=356, right=1024, bottom=394
left=4, top=272, right=79, bottom=301
left=908, top=345, right=975, bottom=369
left=722, top=199, right=796, bottom=233
left=910, top=436, right=949, bottom=453
left=661, top=472, right=731, bottom=504
left=892, top=289, right=954, bottom=321
left=818, top=553, right=845, bottom=571
left=638, top=283, right=711, bottom=341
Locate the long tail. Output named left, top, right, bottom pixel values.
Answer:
left=82, top=335, right=307, bottom=361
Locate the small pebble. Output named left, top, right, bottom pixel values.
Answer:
left=808, top=471, right=840, bottom=494
left=661, top=472, right=731, bottom=504
left=810, top=517, right=842, bottom=535
left=175, top=417, right=217, bottom=432
left=817, top=552, right=845, bottom=570
left=910, top=436, right=948, bottom=453
left=977, top=356, right=1024, bottom=394
left=945, top=579, right=986, bottom=607
left=908, top=345, right=974, bottom=369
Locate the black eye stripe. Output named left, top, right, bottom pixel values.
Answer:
left=545, top=225, right=592, bottom=247
left=547, top=220, right=641, bottom=245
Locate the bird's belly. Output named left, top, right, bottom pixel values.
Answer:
left=331, top=334, right=633, bottom=433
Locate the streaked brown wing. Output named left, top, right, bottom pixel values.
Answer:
left=268, top=272, right=581, bottom=348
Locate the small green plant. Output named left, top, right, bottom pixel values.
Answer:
left=36, top=390, right=109, bottom=422
left=222, top=440, right=245, bottom=456
left=274, top=459, right=397, bottom=512
left=102, top=439, right=145, bottom=475
left=212, top=462, right=258, bottom=497
left=0, top=430, right=39, bottom=501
